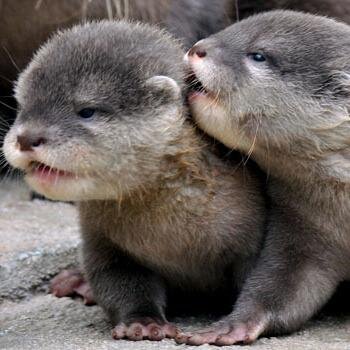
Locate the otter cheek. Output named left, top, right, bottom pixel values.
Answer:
left=190, top=100, right=238, bottom=150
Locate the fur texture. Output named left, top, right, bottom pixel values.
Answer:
left=182, top=10, right=350, bottom=345
left=3, top=21, right=266, bottom=341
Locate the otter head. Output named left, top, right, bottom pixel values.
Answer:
left=3, top=21, right=185, bottom=201
left=185, top=10, right=350, bottom=173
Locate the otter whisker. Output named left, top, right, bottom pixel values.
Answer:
left=0, top=100, right=17, bottom=112
left=0, top=73, right=13, bottom=84
left=2, top=45, right=20, bottom=73
left=244, top=119, right=260, bottom=166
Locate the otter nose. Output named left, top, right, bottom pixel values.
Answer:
left=16, top=134, right=47, bottom=152
left=188, top=45, right=207, bottom=58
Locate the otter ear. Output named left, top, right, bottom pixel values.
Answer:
left=145, top=75, right=182, bottom=101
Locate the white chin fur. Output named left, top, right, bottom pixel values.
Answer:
left=25, top=175, right=118, bottom=202
left=190, top=96, right=241, bottom=150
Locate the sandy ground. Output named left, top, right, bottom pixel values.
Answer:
left=1, top=178, right=350, bottom=350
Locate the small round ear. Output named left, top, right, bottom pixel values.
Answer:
left=145, top=75, right=182, bottom=102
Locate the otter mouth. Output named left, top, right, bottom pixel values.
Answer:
left=27, top=161, right=75, bottom=181
left=186, top=71, right=213, bottom=102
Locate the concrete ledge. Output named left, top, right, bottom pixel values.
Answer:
left=1, top=179, right=350, bottom=349
left=0, top=179, right=80, bottom=301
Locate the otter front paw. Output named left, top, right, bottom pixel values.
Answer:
left=111, top=318, right=178, bottom=341
left=50, top=269, right=95, bottom=305
left=175, top=317, right=267, bottom=346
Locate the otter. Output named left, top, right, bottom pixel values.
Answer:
left=177, top=10, right=350, bottom=346
left=3, top=21, right=265, bottom=341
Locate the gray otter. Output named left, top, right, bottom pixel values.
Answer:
left=179, top=10, right=350, bottom=345
left=3, top=21, right=265, bottom=341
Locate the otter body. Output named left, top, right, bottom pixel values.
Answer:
left=4, top=21, right=265, bottom=341
left=181, top=10, right=350, bottom=346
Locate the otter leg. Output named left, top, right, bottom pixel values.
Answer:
left=83, top=235, right=177, bottom=341
left=50, top=269, right=95, bottom=305
left=176, top=208, right=340, bottom=346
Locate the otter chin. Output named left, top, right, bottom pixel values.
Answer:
left=25, top=161, right=76, bottom=200
left=25, top=169, right=103, bottom=202
left=179, top=10, right=350, bottom=346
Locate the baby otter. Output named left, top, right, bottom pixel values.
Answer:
left=180, top=10, right=350, bottom=345
left=3, top=21, right=265, bottom=341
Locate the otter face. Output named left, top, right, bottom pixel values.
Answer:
left=3, top=21, right=185, bottom=201
left=185, top=11, right=350, bottom=158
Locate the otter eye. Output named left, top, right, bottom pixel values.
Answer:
left=248, top=53, right=266, bottom=62
left=78, top=108, right=95, bottom=119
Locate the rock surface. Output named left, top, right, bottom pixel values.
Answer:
left=1, top=178, right=350, bottom=349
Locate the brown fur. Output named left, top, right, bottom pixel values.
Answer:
left=3, top=21, right=266, bottom=341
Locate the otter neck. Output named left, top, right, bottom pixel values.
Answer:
left=248, top=143, right=349, bottom=196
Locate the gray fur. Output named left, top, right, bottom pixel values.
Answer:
left=3, top=21, right=266, bottom=339
left=184, top=10, right=350, bottom=345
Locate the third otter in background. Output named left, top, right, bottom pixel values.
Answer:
left=2, top=0, right=350, bottom=98
left=0, top=0, right=232, bottom=96
left=179, top=10, right=350, bottom=345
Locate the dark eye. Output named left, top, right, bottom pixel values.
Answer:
left=78, top=108, right=95, bottom=119
left=248, top=52, right=266, bottom=62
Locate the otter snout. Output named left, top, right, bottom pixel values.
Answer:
left=184, top=39, right=211, bottom=64
left=4, top=125, right=38, bottom=170
left=16, top=133, right=47, bottom=152
left=187, top=44, right=207, bottom=59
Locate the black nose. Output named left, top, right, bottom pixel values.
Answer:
left=188, top=45, right=207, bottom=58
left=17, top=134, right=47, bottom=152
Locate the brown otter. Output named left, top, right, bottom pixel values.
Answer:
left=177, top=10, right=350, bottom=346
left=3, top=21, right=265, bottom=341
